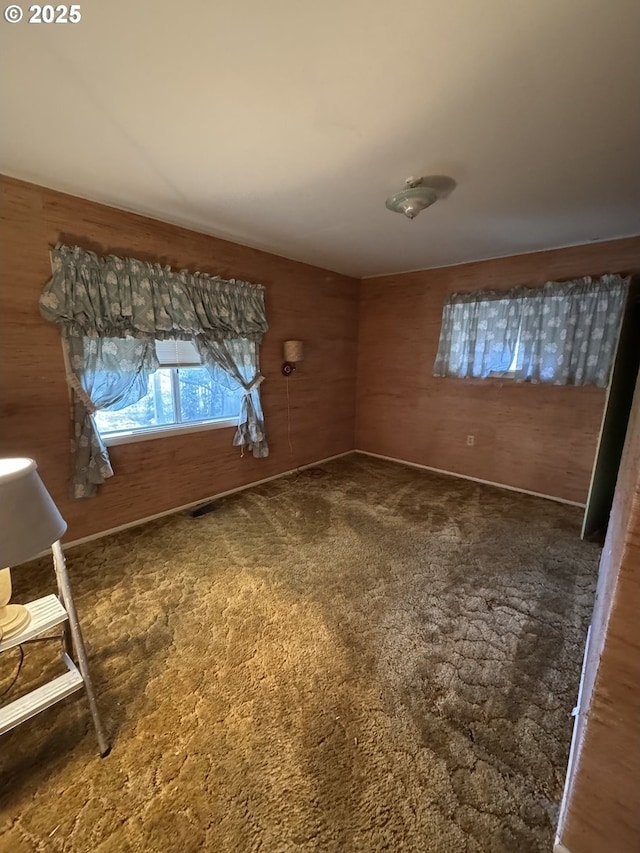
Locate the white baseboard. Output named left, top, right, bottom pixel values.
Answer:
left=355, top=450, right=586, bottom=508
left=58, top=450, right=355, bottom=553
left=554, top=841, right=573, bottom=853
left=53, top=446, right=583, bottom=556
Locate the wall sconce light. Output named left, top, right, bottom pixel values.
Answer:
left=282, top=340, right=304, bottom=376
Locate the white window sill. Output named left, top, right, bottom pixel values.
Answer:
left=102, top=418, right=238, bottom=447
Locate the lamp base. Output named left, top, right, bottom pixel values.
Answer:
left=0, top=603, right=31, bottom=640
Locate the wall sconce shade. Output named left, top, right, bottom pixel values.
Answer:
left=0, top=458, right=67, bottom=567
left=282, top=340, right=304, bottom=376
left=284, top=340, right=304, bottom=363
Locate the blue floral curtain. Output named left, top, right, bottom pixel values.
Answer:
left=65, top=336, right=159, bottom=498
left=434, top=275, right=628, bottom=386
left=433, top=296, right=522, bottom=379
left=517, top=277, right=628, bottom=385
left=40, top=244, right=268, bottom=341
left=40, top=244, right=269, bottom=498
left=195, top=338, right=268, bottom=458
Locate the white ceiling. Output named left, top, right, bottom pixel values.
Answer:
left=1, top=0, right=639, bottom=278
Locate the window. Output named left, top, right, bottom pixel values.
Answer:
left=435, top=296, right=524, bottom=380
left=488, top=309, right=524, bottom=378
left=433, top=277, right=627, bottom=387
left=94, top=340, right=243, bottom=442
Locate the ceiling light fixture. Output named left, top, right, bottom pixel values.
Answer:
left=385, top=176, right=438, bottom=220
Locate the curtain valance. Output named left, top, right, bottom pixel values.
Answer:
left=40, top=243, right=268, bottom=341
left=439, top=275, right=626, bottom=305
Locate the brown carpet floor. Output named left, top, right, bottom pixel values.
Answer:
left=0, top=454, right=599, bottom=853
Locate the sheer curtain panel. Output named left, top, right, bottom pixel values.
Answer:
left=434, top=275, right=628, bottom=386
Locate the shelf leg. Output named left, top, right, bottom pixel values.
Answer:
left=52, top=541, right=110, bottom=757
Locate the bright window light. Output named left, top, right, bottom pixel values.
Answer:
left=94, top=341, right=242, bottom=438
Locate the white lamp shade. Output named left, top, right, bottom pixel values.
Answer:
left=0, top=458, right=67, bottom=567
left=283, top=340, right=304, bottom=363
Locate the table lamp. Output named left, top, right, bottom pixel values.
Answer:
left=0, top=458, right=67, bottom=640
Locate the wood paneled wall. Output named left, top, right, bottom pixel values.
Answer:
left=2, top=174, right=639, bottom=539
left=0, top=176, right=359, bottom=541
left=558, top=373, right=640, bottom=853
left=356, top=238, right=640, bottom=504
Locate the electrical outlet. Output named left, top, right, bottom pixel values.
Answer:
left=466, top=435, right=475, bottom=446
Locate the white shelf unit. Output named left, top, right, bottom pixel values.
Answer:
left=0, top=653, right=83, bottom=735
left=0, top=595, right=82, bottom=736
left=0, top=542, right=109, bottom=756
left=0, top=595, right=68, bottom=653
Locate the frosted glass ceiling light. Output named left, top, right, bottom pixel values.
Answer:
left=385, top=176, right=438, bottom=220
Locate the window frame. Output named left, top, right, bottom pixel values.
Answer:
left=102, top=415, right=238, bottom=447
left=487, top=316, right=525, bottom=380
left=93, top=340, right=242, bottom=446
